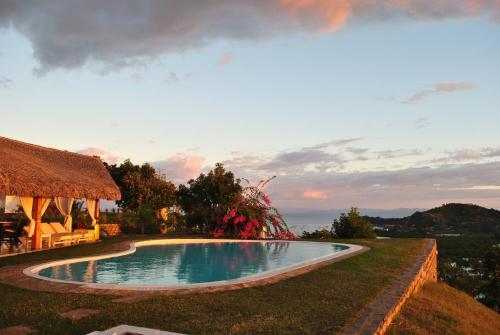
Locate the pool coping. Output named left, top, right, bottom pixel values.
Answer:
left=23, top=239, right=366, bottom=291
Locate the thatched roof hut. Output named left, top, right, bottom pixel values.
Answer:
left=0, top=136, right=121, bottom=200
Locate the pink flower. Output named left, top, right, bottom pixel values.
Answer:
left=262, top=194, right=272, bottom=206
left=229, top=208, right=237, bottom=218
left=234, top=215, right=245, bottom=224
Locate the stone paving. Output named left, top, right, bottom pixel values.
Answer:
left=0, top=325, right=34, bottom=335
left=59, top=308, right=100, bottom=320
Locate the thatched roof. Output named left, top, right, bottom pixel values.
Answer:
left=0, top=136, right=121, bottom=200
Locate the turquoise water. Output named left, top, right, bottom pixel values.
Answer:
left=38, top=241, right=349, bottom=285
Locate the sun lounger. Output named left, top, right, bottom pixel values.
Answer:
left=41, top=223, right=74, bottom=247
left=23, top=226, right=52, bottom=248
left=49, top=222, right=94, bottom=244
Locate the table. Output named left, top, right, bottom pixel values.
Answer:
left=0, top=221, right=17, bottom=247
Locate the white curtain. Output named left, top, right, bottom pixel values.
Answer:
left=19, top=197, right=35, bottom=236
left=20, top=197, right=51, bottom=237
left=40, top=198, right=51, bottom=217
left=54, top=197, right=74, bottom=231
left=86, top=199, right=97, bottom=226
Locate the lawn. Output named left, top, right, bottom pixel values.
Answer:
left=388, top=281, right=500, bottom=335
left=0, top=236, right=427, bottom=335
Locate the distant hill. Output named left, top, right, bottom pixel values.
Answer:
left=367, top=203, right=500, bottom=237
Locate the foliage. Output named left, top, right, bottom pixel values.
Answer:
left=332, top=207, right=376, bottom=238
left=177, top=163, right=242, bottom=232
left=476, top=246, right=500, bottom=311
left=301, top=229, right=333, bottom=239
left=437, top=236, right=500, bottom=311
left=211, top=177, right=295, bottom=240
left=106, top=160, right=177, bottom=212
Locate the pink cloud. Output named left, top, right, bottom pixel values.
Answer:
left=302, top=190, right=328, bottom=199
left=217, top=52, right=233, bottom=66
left=279, top=0, right=353, bottom=31
left=77, top=147, right=120, bottom=164
left=151, top=154, right=205, bottom=183
left=405, top=81, right=476, bottom=104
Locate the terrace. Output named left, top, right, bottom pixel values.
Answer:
left=0, top=235, right=430, bottom=334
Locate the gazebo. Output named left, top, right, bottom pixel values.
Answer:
left=0, top=136, right=121, bottom=249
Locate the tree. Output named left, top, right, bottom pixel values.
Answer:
left=332, top=207, right=376, bottom=238
left=177, top=163, right=242, bottom=232
left=106, top=160, right=176, bottom=212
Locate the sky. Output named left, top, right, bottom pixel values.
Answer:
left=0, top=0, right=499, bottom=211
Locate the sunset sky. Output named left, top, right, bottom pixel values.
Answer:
left=1, top=1, right=499, bottom=211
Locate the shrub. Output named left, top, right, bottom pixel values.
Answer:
left=301, top=229, right=333, bottom=239
left=332, top=207, right=376, bottom=238
left=211, top=177, right=295, bottom=240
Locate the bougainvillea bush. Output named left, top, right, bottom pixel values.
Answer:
left=211, top=177, right=296, bottom=240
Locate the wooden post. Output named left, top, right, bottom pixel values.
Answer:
left=94, top=199, right=100, bottom=240
left=31, top=197, right=43, bottom=249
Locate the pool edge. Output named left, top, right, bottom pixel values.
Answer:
left=23, top=239, right=369, bottom=292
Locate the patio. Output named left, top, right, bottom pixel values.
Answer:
left=0, top=136, right=121, bottom=255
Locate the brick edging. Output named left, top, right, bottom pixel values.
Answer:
left=342, top=239, right=437, bottom=335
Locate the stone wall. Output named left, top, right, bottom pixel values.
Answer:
left=99, top=223, right=121, bottom=236
left=343, top=239, right=437, bottom=335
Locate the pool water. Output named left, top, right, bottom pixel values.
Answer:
left=38, top=241, right=349, bottom=286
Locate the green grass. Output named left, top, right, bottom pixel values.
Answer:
left=0, top=237, right=427, bottom=335
left=388, top=282, right=500, bottom=335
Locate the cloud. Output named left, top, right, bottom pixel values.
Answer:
left=166, top=71, right=192, bottom=83
left=375, top=149, right=423, bottom=159
left=217, top=52, right=233, bottom=66
left=431, top=147, right=500, bottom=163
left=0, top=76, right=12, bottom=89
left=405, top=82, right=476, bottom=104
left=224, top=139, right=428, bottom=176
left=77, top=147, right=120, bottom=164
left=150, top=154, right=205, bottom=183
left=307, top=137, right=364, bottom=150
left=302, top=190, right=328, bottom=199
left=219, top=140, right=500, bottom=210
left=260, top=148, right=343, bottom=172
left=267, top=161, right=500, bottom=210
left=130, top=73, right=142, bottom=83
left=414, top=116, right=431, bottom=128
left=167, top=72, right=179, bottom=82
left=1, top=1, right=498, bottom=73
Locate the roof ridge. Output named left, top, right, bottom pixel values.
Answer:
left=0, top=136, right=103, bottom=162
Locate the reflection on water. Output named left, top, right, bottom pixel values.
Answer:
left=39, top=242, right=348, bottom=285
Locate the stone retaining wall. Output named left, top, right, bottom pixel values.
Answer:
left=343, top=239, right=437, bottom=335
left=99, top=224, right=121, bottom=236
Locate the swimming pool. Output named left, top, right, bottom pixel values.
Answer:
left=25, top=239, right=364, bottom=290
